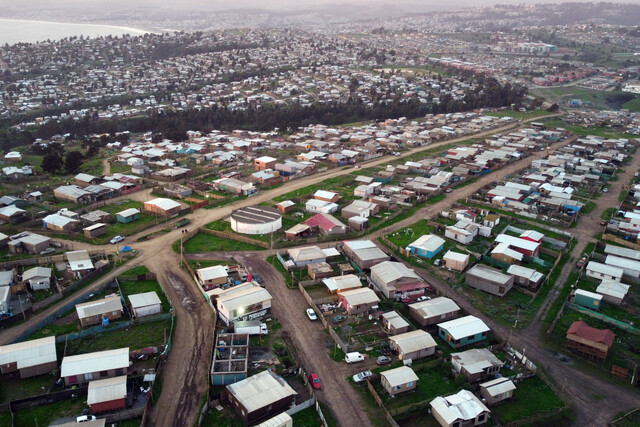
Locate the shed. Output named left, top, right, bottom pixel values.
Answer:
left=442, top=251, right=469, bottom=272
left=596, top=280, right=630, bottom=305
left=307, top=262, right=334, bottom=280
left=87, top=375, right=127, bottom=413
left=380, top=366, right=419, bottom=397
left=466, top=264, right=514, bottom=297
left=116, top=208, right=140, bottom=223
left=129, top=291, right=162, bottom=317
left=22, top=266, right=51, bottom=291
left=574, top=289, right=602, bottom=311
left=479, top=377, right=516, bottom=405
left=381, top=311, right=410, bottom=335
left=197, top=265, right=229, bottom=290
left=83, top=223, right=107, bottom=238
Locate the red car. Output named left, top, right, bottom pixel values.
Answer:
left=309, top=373, right=321, bottom=390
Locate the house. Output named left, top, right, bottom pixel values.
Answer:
left=83, top=223, right=107, bottom=238
left=604, top=255, right=640, bottom=278
left=465, top=265, right=514, bottom=297
left=443, top=251, right=469, bottom=272
left=479, top=378, right=516, bottom=405
left=88, top=375, right=127, bottom=413
left=276, top=200, right=295, bottom=214
left=303, top=213, right=347, bottom=236
left=451, top=348, right=504, bottom=383
left=60, top=348, right=129, bottom=385
left=370, top=261, right=425, bottom=299
left=314, top=190, right=340, bottom=203
left=287, top=246, right=326, bottom=267
left=53, top=185, right=94, bottom=204
left=445, top=222, right=478, bottom=245
left=586, top=261, right=623, bottom=282
left=338, top=287, right=380, bottom=315
left=322, top=274, right=362, bottom=294
left=307, top=262, right=334, bottom=280
left=144, top=198, right=182, bottom=216
left=596, top=279, right=630, bottom=305
left=0, top=336, right=57, bottom=378
left=407, top=234, right=445, bottom=259
left=254, top=156, right=277, bottom=171
left=285, top=223, right=311, bottom=240
left=197, top=265, right=229, bottom=290
left=66, top=250, right=95, bottom=278
left=381, top=311, right=410, bottom=335
left=226, top=370, right=297, bottom=424
left=0, top=205, right=26, bottom=223
left=574, top=289, right=602, bottom=310
left=342, top=240, right=390, bottom=270
left=507, top=265, right=544, bottom=290
left=305, top=199, right=339, bottom=214
left=129, top=291, right=162, bottom=317
left=431, top=390, right=490, bottom=427
left=116, top=208, right=140, bottom=223
left=565, top=320, right=615, bottom=362
left=494, top=234, right=540, bottom=257
left=8, top=232, right=50, bottom=254
left=214, top=177, right=257, bottom=196
left=80, top=210, right=111, bottom=224
left=22, top=266, right=51, bottom=291
left=75, top=173, right=101, bottom=186
left=490, top=243, right=523, bottom=264
left=409, top=297, right=460, bottom=327
left=43, top=213, right=80, bottom=231
left=519, top=229, right=544, bottom=243
left=380, top=366, right=419, bottom=397
left=76, top=295, right=123, bottom=328
left=342, top=200, right=379, bottom=219
left=438, top=315, right=490, bottom=349
left=214, top=282, right=273, bottom=325
left=389, top=330, right=437, bottom=360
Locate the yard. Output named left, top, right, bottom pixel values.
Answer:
left=118, top=276, right=172, bottom=313
left=13, top=398, right=86, bottom=427
left=0, top=374, right=54, bottom=404
left=180, top=232, right=266, bottom=253
left=385, top=219, right=435, bottom=249
left=492, top=376, right=566, bottom=424
left=272, top=175, right=358, bottom=203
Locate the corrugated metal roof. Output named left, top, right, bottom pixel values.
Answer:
left=408, top=234, right=445, bottom=252
left=76, top=295, right=123, bottom=319
left=197, top=265, right=228, bottom=281
left=371, top=261, right=420, bottom=284
left=323, top=275, right=362, bottom=292
left=227, top=370, right=296, bottom=413
left=381, top=366, right=418, bottom=387
left=438, top=315, right=490, bottom=340
left=390, top=330, right=436, bottom=353
left=22, top=266, right=51, bottom=281
left=495, top=234, right=540, bottom=252
left=410, top=297, right=460, bottom=319
left=443, top=250, right=469, bottom=263
left=596, top=280, right=630, bottom=300
left=480, top=377, right=516, bottom=397
left=61, top=348, right=129, bottom=377
left=287, top=246, right=325, bottom=262
left=340, top=287, right=380, bottom=306
left=87, top=375, right=127, bottom=405
left=586, top=261, right=623, bottom=278
left=604, top=244, right=640, bottom=261
left=256, top=412, right=293, bottom=427
left=430, top=390, right=490, bottom=425
left=467, top=264, right=512, bottom=285
left=0, top=336, right=56, bottom=369
left=382, top=311, right=409, bottom=330
left=217, top=283, right=273, bottom=312
left=128, top=291, right=162, bottom=309
left=145, top=198, right=181, bottom=211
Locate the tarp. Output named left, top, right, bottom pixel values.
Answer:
left=121, top=245, right=132, bottom=252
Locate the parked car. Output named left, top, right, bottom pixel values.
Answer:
left=376, top=356, right=391, bottom=365
left=345, top=352, right=365, bottom=363
left=576, top=257, right=587, bottom=269
left=416, top=296, right=430, bottom=302
left=40, top=247, right=56, bottom=255
left=600, top=220, right=607, bottom=226
left=110, top=235, right=125, bottom=244
left=77, top=415, right=97, bottom=423
left=333, top=314, right=347, bottom=323
left=306, top=308, right=317, bottom=321
left=252, top=274, right=262, bottom=284
left=352, top=370, right=373, bottom=383
left=309, top=373, right=321, bottom=389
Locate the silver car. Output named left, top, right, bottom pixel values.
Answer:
left=352, top=370, right=373, bottom=383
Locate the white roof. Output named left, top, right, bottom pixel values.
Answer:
left=76, top=295, right=123, bottom=319
left=0, top=336, right=56, bottom=369
left=217, top=282, right=273, bottom=312
left=520, top=229, right=544, bottom=241
left=381, top=366, right=419, bottom=388
left=438, top=315, right=490, bottom=340
left=605, top=255, right=640, bottom=273
left=83, top=223, right=106, bottom=231
left=480, top=377, right=516, bottom=397
left=277, top=200, right=295, bottom=208
left=604, top=244, right=640, bottom=261
left=506, top=265, right=544, bottom=282
left=75, top=173, right=97, bottom=182
left=0, top=205, right=25, bottom=217
left=87, top=375, right=127, bottom=405
left=467, top=264, right=512, bottom=285
left=586, top=261, right=623, bottom=279
left=255, top=156, right=277, bottom=163
left=197, top=265, right=228, bottom=281
left=288, top=246, right=325, bottom=262
left=145, top=198, right=181, bottom=211
left=382, top=311, right=410, bottom=330
left=43, top=213, right=77, bottom=228
left=22, top=266, right=51, bottom=281
left=256, top=412, right=293, bottom=427
left=314, top=190, right=338, bottom=199
left=451, top=348, right=502, bottom=374
left=390, top=330, right=436, bottom=353
left=61, top=348, right=129, bottom=377
left=443, top=250, right=469, bottom=263
left=491, top=242, right=523, bottom=261
left=322, top=247, right=340, bottom=258
left=66, top=250, right=94, bottom=272
left=116, top=208, right=140, bottom=217
left=226, top=370, right=296, bottom=412
left=371, top=261, right=421, bottom=284
left=596, top=280, right=630, bottom=300
left=576, top=289, right=602, bottom=301
left=430, top=390, right=490, bottom=425
left=409, top=297, right=460, bottom=319
left=344, top=240, right=377, bottom=250
left=128, top=291, right=162, bottom=309
left=495, top=234, right=540, bottom=252
left=323, top=275, right=362, bottom=292
left=408, top=234, right=445, bottom=252
left=340, top=287, right=380, bottom=306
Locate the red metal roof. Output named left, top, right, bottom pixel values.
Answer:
left=567, top=320, right=615, bottom=347
left=304, top=213, right=340, bottom=231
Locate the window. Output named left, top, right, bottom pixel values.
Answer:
left=100, top=370, right=108, bottom=378
left=85, top=372, right=93, bottom=381
left=406, top=382, right=413, bottom=387
left=477, top=413, right=485, bottom=422
left=116, top=369, right=124, bottom=376
left=453, top=422, right=461, bottom=427
left=393, top=385, right=401, bottom=391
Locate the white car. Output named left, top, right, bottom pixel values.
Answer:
left=110, top=235, right=125, bottom=244
left=352, top=370, right=373, bottom=383
left=77, top=415, right=97, bottom=423
left=416, top=296, right=431, bottom=302
left=306, top=308, right=317, bottom=321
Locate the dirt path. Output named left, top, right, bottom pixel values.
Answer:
left=102, top=158, right=111, bottom=176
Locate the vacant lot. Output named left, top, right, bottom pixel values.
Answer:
left=492, top=376, right=566, bottom=424
left=181, top=232, right=266, bottom=253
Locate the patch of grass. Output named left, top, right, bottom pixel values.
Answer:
left=318, top=401, right=338, bottom=427
left=186, top=259, right=234, bottom=271
left=582, top=201, right=597, bottom=214
left=180, top=232, right=265, bottom=253
left=385, top=219, right=435, bottom=249
left=63, top=318, right=170, bottom=355
left=601, top=207, right=617, bottom=220
left=201, top=406, right=244, bottom=427
left=0, top=374, right=54, bottom=403
left=267, top=255, right=294, bottom=288
left=292, top=405, right=323, bottom=426
left=118, top=278, right=171, bottom=313
left=329, top=346, right=346, bottom=362
left=13, top=398, right=85, bottom=427
left=120, top=265, right=150, bottom=277
left=492, top=377, right=565, bottom=424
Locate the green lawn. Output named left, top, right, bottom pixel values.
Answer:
left=118, top=278, right=172, bottom=313
left=272, top=174, right=359, bottom=202
left=63, top=318, right=171, bottom=355
left=291, top=405, right=323, bottom=426
left=267, top=255, right=294, bottom=288
left=492, top=377, right=566, bottom=424
left=0, top=374, right=54, bottom=403
left=180, top=232, right=266, bottom=253
left=13, top=398, right=86, bottom=427
left=186, top=259, right=234, bottom=271
left=385, top=219, right=435, bottom=249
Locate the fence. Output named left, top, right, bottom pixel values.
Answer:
left=0, top=249, right=106, bottom=271
left=602, top=233, right=640, bottom=250
left=10, top=386, right=88, bottom=411
left=365, top=379, right=400, bottom=427
left=565, top=302, right=640, bottom=335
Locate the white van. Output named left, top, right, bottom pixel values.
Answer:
left=345, top=352, right=365, bottom=363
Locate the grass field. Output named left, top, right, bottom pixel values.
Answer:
left=485, top=109, right=552, bottom=120
left=492, top=376, right=566, bottom=424
left=0, top=374, right=53, bottom=403
left=180, top=232, right=266, bottom=253
left=13, top=398, right=85, bottom=427
left=385, top=219, right=435, bottom=249
left=118, top=278, right=172, bottom=313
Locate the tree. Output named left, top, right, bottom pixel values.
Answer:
left=64, top=151, right=84, bottom=174
left=42, top=152, right=63, bottom=174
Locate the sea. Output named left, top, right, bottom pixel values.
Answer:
left=0, top=18, right=152, bottom=45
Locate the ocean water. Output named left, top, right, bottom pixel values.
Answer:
left=0, top=18, right=151, bottom=45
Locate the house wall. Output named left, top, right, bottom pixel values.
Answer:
left=116, top=214, right=138, bottom=223
left=29, top=278, right=51, bottom=291
left=410, top=308, right=459, bottom=327
left=84, top=227, right=106, bottom=238
left=466, top=275, right=513, bottom=297
left=444, top=258, right=467, bottom=272
left=400, top=346, right=435, bottom=361
left=491, top=252, right=519, bottom=265
left=23, top=240, right=50, bottom=254
left=480, top=388, right=513, bottom=405
left=90, top=397, right=126, bottom=413
left=19, top=361, right=58, bottom=378
left=132, top=303, right=161, bottom=318
left=79, top=310, right=122, bottom=328
left=445, top=229, right=473, bottom=244
left=64, top=367, right=127, bottom=386
left=382, top=377, right=417, bottom=397
left=439, top=327, right=488, bottom=348
left=229, top=392, right=294, bottom=424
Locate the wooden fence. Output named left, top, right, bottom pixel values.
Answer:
left=198, top=227, right=269, bottom=248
